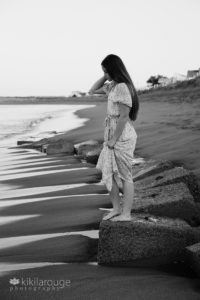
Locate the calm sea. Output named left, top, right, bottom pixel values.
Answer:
left=0, top=104, right=93, bottom=147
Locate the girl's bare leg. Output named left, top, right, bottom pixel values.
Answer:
left=102, top=175, right=122, bottom=220
left=111, top=180, right=134, bottom=221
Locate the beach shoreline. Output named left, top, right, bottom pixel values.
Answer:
left=0, top=91, right=200, bottom=299
left=1, top=88, right=200, bottom=186
left=38, top=95, right=200, bottom=185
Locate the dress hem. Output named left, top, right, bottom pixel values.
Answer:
left=96, top=166, right=133, bottom=192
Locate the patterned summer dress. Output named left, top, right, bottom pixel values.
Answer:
left=96, top=81, right=137, bottom=192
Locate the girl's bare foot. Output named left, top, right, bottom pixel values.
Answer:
left=102, top=209, right=121, bottom=221
left=111, top=214, right=132, bottom=221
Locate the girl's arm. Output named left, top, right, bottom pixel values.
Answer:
left=88, top=75, right=107, bottom=94
left=106, top=103, right=130, bottom=147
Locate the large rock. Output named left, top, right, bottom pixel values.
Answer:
left=31, top=138, right=57, bottom=153
left=17, top=142, right=35, bottom=149
left=97, top=214, right=200, bottom=266
left=185, top=242, right=200, bottom=277
left=74, top=140, right=99, bottom=155
left=132, top=159, right=174, bottom=181
left=32, top=138, right=49, bottom=147
left=74, top=140, right=103, bottom=164
left=17, top=138, right=50, bottom=152
left=134, top=167, right=200, bottom=202
left=84, top=144, right=103, bottom=164
left=17, top=140, right=34, bottom=145
left=133, top=182, right=200, bottom=226
left=46, top=139, right=74, bottom=155
left=41, top=144, right=50, bottom=153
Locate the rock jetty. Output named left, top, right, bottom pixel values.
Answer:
left=16, top=137, right=200, bottom=276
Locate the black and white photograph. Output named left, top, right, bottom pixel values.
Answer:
left=0, top=0, right=200, bottom=299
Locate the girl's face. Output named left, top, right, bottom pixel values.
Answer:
left=102, top=65, right=112, bottom=81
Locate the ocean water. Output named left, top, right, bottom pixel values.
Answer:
left=0, top=104, right=94, bottom=147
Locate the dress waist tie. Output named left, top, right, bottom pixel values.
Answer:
left=104, top=114, right=120, bottom=126
left=104, top=114, right=120, bottom=140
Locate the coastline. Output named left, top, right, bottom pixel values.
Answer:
left=1, top=91, right=200, bottom=185
left=38, top=97, right=200, bottom=185
left=0, top=103, right=99, bottom=148
left=0, top=95, right=200, bottom=299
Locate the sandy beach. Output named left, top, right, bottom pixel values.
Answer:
left=0, top=83, right=200, bottom=299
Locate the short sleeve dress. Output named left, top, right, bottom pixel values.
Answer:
left=96, top=81, right=138, bottom=192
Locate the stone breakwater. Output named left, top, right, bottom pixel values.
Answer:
left=17, top=136, right=200, bottom=277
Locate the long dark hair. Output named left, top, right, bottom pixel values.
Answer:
left=101, top=54, right=139, bottom=121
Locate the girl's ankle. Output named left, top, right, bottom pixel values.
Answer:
left=121, top=211, right=131, bottom=217
left=113, top=206, right=122, bottom=212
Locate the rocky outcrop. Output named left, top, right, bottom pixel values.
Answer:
left=98, top=214, right=200, bottom=266
left=17, top=140, right=34, bottom=145
left=16, top=138, right=103, bottom=162
left=97, top=163, right=200, bottom=267
left=134, top=167, right=200, bottom=203
left=41, top=144, right=50, bottom=153
left=132, top=159, right=174, bottom=181
left=74, top=140, right=103, bottom=164
left=84, top=145, right=103, bottom=164
left=46, top=139, right=74, bottom=155
left=133, top=182, right=200, bottom=226
left=74, top=140, right=99, bottom=155
left=17, top=138, right=50, bottom=152
left=16, top=135, right=200, bottom=270
left=97, top=161, right=200, bottom=267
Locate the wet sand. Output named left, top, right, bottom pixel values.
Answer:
left=73, top=98, right=200, bottom=184
left=0, top=90, right=200, bottom=299
left=49, top=93, right=200, bottom=184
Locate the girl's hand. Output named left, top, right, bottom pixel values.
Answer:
left=106, top=138, right=116, bottom=149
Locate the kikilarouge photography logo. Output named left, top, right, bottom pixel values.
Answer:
left=9, top=277, right=71, bottom=292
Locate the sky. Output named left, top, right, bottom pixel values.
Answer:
left=0, top=0, right=199, bottom=96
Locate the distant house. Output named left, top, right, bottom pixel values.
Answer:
left=85, top=92, right=104, bottom=97
left=158, top=76, right=170, bottom=86
left=167, top=73, right=187, bottom=85
left=173, top=73, right=187, bottom=81
left=187, top=69, right=200, bottom=79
